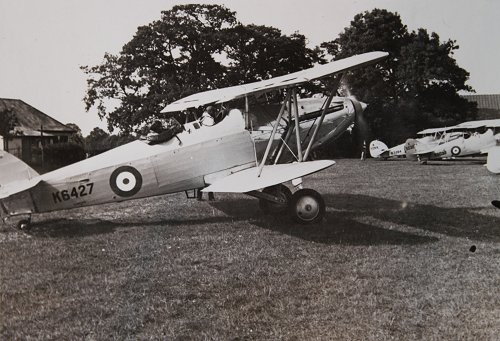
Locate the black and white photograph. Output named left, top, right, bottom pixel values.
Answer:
left=1, top=0, right=499, bottom=339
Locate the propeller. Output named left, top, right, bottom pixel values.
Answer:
left=348, top=96, right=370, bottom=153
left=341, top=78, right=370, bottom=152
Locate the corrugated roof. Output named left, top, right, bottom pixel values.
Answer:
left=462, top=94, right=500, bottom=110
left=0, top=98, right=75, bottom=135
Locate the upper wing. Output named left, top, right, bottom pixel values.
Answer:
left=161, top=51, right=388, bottom=113
left=202, top=160, right=334, bottom=193
left=417, top=127, right=453, bottom=135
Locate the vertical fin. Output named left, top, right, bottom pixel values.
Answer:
left=0, top=150, right=40, bottom=188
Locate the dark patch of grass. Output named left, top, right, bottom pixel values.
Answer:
left=1, top=159, right=500, bottom=340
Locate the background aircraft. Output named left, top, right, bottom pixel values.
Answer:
left=0, top=52, right=388, bottom=230
left=413, top=120, right=500, bottom=162
left=369, top=127, right=449, bottom=160
left=370, top=119, right=500, bottom=162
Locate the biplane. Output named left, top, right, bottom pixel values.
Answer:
left=414, top=120, right=500, bottom=162
left=371, top=119, right=500, bottom=162
left=369, top=127, right=450, bottom=160
left=0, top=51, right=388, bottom=230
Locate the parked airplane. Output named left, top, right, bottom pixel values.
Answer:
left=0, top=51, right=388, bottom=230
left=371, top=120, right=500, bottom=162
left=369, top=127, right=449, bottom=160
left=414, top=120, right=500, bottom=162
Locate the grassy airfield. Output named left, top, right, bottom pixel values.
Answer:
left=1, top=158, right=500, bottom=340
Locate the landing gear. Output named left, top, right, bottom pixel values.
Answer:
left=289, top=188, right=325, bottom=224
left=259, top=184, right=292, bottom=214
left=17, top=218, right=32, bottom=231
left=254, top=185, right=325, bottom=224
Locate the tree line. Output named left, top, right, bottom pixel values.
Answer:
left=81, top=5, right=476, bottom=156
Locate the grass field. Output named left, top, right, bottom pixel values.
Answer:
left=1, top=158, right=500, bottom=340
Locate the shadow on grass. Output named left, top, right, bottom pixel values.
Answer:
left=29, top=216, right=241, bottom=239
left=209, top=198, right=438, bottom=246
left=212, top=192, right=500, bottom=244
left=325, top=193, right=500, bottom=242
left=419, top=159, right=486, bottom=166
left=29, top=193, right=499, bottom=243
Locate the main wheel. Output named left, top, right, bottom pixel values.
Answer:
left=259, top=184, right=292, bottom=214
left=289, top=188, right=325, bottom=224
left=17, top=219, right=31, bottom=231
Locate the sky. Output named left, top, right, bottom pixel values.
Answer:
left=1, top=0, right=499, bottom=135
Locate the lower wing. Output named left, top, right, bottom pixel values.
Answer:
left=202, top=160, right=335, bottom=193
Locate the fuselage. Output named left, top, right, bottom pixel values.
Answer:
left=1, top=111, right=255, bottom=217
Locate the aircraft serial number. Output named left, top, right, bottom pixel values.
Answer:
left=52, top=183, right=94, bottom=204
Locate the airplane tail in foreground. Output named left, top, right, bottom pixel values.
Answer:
left=486, top=146, right=500, bottom=174
left=0, top=151, right=41, bottom=223
left=369, top=140, right=388, bottom=158
left=0, top=150, right=39, bottom=188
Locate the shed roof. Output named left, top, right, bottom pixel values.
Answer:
left=462, top=94, right=500, bottom=110
left=0, top=98, right=75, bottom=135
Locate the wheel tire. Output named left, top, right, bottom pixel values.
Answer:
left=492, top=200, right=500, bottom=209
left=17, top=219, right=31, bottom=231
left=259, top=184, right=292, bottom=214
left=289, top=188, right=325, bottom=224
left=451, top=146, right=461, bottom=156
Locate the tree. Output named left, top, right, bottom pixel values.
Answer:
left=321, top=9, right=477, bottom=147
left=0, top=108, right=18, bottom=137
left=85, top=127, right=110, bottom=156
left=84, top=127, right=136, bottom=156
left=65, top=123, right=85, bottom=146
left=82, top=4, right=321, bottom=133
left=0, top=108, right=19, bottom=152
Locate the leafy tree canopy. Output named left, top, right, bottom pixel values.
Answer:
left=83, top=4, right=321, bottom=133
left=321, top=9, right=477, bottom=146
left=0, top=108, right=18, bottom=137
left=65, top=123, right=85, bottom=146
left=84, top=127, right=135, bottom=156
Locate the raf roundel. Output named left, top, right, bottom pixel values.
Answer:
left=110, top=166, right=143, bottom=197
left=451, top=146, right=461, bottom=156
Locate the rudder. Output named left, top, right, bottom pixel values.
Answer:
left=369, top=140, right=388, bottom=158
left=0, top=150, right=40, bottom=188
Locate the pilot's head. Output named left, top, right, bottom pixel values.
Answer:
left=150, top=120, right=163, bottom=134
left=206, top=106, right=215, bottom=115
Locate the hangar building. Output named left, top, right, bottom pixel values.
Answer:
left=0, top=98, right=75, bottom=167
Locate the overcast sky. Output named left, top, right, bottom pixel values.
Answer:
left=1, top=0, right=499, bottom=135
